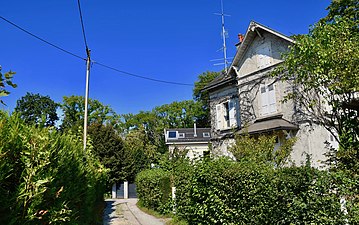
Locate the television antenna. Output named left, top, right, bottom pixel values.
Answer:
left=213, top=0, right=231, bottom=73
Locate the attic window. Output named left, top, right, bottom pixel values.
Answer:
left=203, top=132, right=210, bottom=138
left=178, top=133, right=185, bottom=138
left=168, top=131, right=177, bottom=139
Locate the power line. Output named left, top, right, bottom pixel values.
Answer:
left=0, top=15, right=193, bottom=87
left=0, top=15, right=85, bottom=61
left=93, top=61, right=193, bottom=86
left=77, top=0, right=90, bottom=55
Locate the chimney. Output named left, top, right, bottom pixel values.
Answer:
left=194, top=123, right=197, bottom=138
left=238, top=34, right=244, bottom=43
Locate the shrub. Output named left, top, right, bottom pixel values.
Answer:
left=173, top=158, right=347, bottom=225
left=0, top=111, right=107, bottom=224
left=136, top=168, right=172, bottom=214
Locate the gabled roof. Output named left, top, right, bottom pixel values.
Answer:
left=165, top=128, right=211, bottom=144
left=229, top=21, right=294, bottom=74
left=202, top=21, right=294, bottom=93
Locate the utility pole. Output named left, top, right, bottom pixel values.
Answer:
left=83, top=48, right=91, bottom=151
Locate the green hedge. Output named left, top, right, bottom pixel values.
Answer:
left=136, top=168, right=172, bottom=214
left=136, top=156, right=349, bottom=224
left=0, top=112, right=107, bottom=224
left=174, top=158, right=346, bottom=225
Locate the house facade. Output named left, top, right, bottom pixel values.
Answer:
left=164, top=126, right=211, bottom=159
left=203, top=21, right=337, bottom=168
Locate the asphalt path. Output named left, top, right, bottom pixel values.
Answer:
left=103, top=199, right=166, bottom=225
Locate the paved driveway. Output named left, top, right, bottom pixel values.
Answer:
left=103, top=199, right=166, bottom=225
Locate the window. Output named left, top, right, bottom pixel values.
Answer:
left=168, top=131, right=177, bottom=139
left=203, top=132, right=210, bottom=138
left=260, top=83, right=277, bottom=116
left=216, top=98, right=239, bottom=130
left=178, top=133, right=185, bottom=138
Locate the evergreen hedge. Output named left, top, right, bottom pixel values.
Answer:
left=137, top=157, right=348, bottom=224
left=0, top=112, right=107, bottom=224
left=135, top=168, right=172, bottom=214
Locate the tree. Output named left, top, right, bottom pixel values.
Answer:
left=324, top=0, right=358, bottom=22
left=275, top=6, right=359, bottom=172
left=60, top=95, right=119, bottom=133
left=0, top=67, right=16, bottom=105
left=193, top=71, right=221, bottom=127
left=14, top=92, right=59, bottom=127
left=154, top=100, right=205, bottom=129
left=123, top=127, right=159, bottom=182
left=88, top=123, right=130, bottom=185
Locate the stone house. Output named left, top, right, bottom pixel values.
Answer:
left=164, top=126, right=211, bottom=159
left=203, top=21, right=338, bottom=168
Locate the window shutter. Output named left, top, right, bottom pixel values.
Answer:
left=260, top=84, right=269, bottom=115
left=268, top=84, right=277, bottom=114
left=216, top=104, right=222, bottom=130
left=229, top=99, right=238, bottom=127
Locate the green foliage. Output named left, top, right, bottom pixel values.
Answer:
left=123, top=127, right=159, bottom=182
left=324, top=0, right=359, bottom=22
left=0, top=67, right=17, bottom=105
left=274, top=15, right=359, bottom=172
left=229, top=133, right=295, bottom=167
left=0, top=111, right=107, bottom=224
left=193, top=71, right=221, bottom=127
left=172, top=158, right=347, bottom=225
left=14, top=92, right=59, bottom=127
left=60, top=95, right=119, bottom=133
left=88, top=123, right=128, bottom=186
left=136, top=168, right=172, bottom=214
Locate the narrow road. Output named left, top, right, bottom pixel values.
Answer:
left=103, top=199, right=166, bottom=225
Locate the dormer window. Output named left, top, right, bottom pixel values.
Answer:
left=168, top=131, right=177, bottom=139
left=178, top=133, right=185, bottom=138
left=203, top=132, right=210, bottom=138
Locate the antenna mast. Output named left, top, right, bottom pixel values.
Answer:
left=214, top=0, right=230, bottom=73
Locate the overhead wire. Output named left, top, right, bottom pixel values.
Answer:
left=0, top=15, right=193, bottom=87
left=76, top=0, right=90, bottom=56
left=0, top=16, right=85, bottom=61
left=93, top=61, right=193, bottom=86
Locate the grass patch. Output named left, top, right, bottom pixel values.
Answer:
left=165, top=216, right=188, bottom=225
left=136, top=202, right=187, bottom=225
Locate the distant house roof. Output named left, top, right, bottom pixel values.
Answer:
left=165, top=128, right=211, bottom=144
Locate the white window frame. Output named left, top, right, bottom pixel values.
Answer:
left=215, top=98, right=239, bottom=130
left=203, top=132, right=210, bottom=138
left=260, top=83, right=277, bottom=116
left=167, top=131, right=178, bottom=140
left=178, top=133, right=185, bottom=138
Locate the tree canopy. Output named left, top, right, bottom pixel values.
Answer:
left=275, top=1, right=359, bottom=172
left=60, top=95, right=119, bottom=133
left=193, top=71, right=221, bottom=127
left=14, top=92, right=59, bottom=127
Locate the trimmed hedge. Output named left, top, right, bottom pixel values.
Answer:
left=175, top=158, right=346, bottom=225
left=136, top=168, right=172, bottom=214
left=137, top=157, right=349, bottom=224
left=0, top=112, right=107, bottom=224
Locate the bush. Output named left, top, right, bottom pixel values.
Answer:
left=173, top=158, right=347, bottom=225
left=136, top=168, right=172, bottom=214
left=0, top=111, right=107, bottom=224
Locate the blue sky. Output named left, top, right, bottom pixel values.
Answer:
left=1, top=0, right=331, bottom=115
